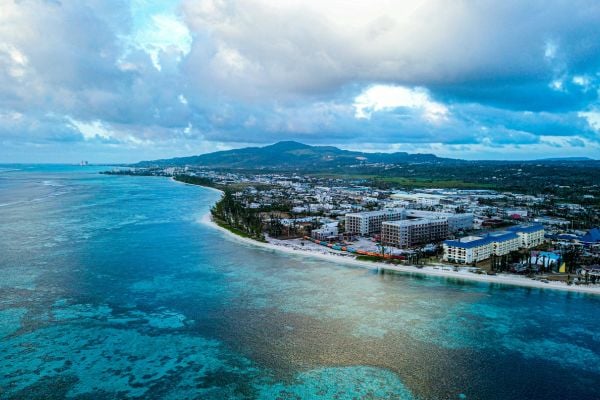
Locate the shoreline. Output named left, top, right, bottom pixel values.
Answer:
left=199, top=212, right=600, bottom=295
left=165, top=177, right=600, bottom=295
left=170, top=176, right=224, bottom=195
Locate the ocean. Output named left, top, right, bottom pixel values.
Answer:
left=1, top=165, right=599, bottom=399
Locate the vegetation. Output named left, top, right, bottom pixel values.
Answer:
left=356, top=255, right=386, bottom=262
left=211, top=190, right=266, bottom=242
left=173, top=175, right=221, bottom=189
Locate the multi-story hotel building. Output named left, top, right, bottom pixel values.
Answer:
left=443, top=225, right=544, bottom=264
left=507, top=224, right=545, bottom=248
left=442, top=235, right=493, bottom=264
left=345, top=209, right=405, bottom=236
left=381, top=218, right=449, bottom=248
left=405, top=210, right=474, bottom=232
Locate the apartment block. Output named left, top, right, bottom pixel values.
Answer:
left=443, top=225, right=544, bottom=264
left=381, top=218, right=449, bottom=248
left=406, top=210, right=474, bottom=232
left=507, top=224, right=545, bottom=248
left=345, top=209, right=405, bottom=236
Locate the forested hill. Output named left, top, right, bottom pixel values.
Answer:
left=133, top=141, right=450, bottom=169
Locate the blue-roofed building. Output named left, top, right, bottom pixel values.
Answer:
left=580, top=227, right=600, bottom=244
left=444, top=224, right=544, bottom=264
left=488, top=231, right=520, bottom=256
left=443, top=235, right=493, bottom=264
left=507, top=224, right=545, bottom=248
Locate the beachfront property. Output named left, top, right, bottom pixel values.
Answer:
left=345, top=208, right=405, bottom=235
left=311, top=223, right=339, bottom=241
left=443, top=225, right=545, bottom=264
left=507, top=224, right=545, bottom=248
left=381, top=218, right=449, bottom=248
left=443, top=235, right=493, bottom=264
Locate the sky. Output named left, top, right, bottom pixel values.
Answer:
left=1, top=0, right=600, bottom=163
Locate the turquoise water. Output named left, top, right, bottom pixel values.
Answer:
left=1, top=165, right=599, bottom=399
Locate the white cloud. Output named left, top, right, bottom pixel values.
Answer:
left=549, top=79, right=564, bottom=92
left=69, top=119, right=114, bottom=141
left=579, top=110, right=600, bottom=132
left=0, top=43, right=29, bottom=78
left=128, top=13, right=192, bottom=70
left=572, top=75, right=592, bottom=91
left=544, top=40, right=558, bottom=60
left=353, top=85, right=449, bottom=122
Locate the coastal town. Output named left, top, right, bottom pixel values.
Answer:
left=107, top=165, right=600, bottom=291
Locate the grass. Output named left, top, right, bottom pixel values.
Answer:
left=311, top=173, right=494, bottom=189
left=375, top=177, right=495, bottom=189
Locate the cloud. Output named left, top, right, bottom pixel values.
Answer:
left=127, top=12, right=192, bottom=70
left=181, top=1, right=600, bottom=101
left=579, top=110, right=600, bottom=132
left=1, top=0, right=600, bottom=161
left=353, top=85, right=449, bottom=122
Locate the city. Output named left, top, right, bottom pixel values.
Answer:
left=108, top=164, right=600, bottom=291
left=3, top=1, right=600, bottom=398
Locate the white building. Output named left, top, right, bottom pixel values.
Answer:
left=381, top=218, right=448, bottom=248
left=406, top=210, right=474, bottom=232
left=443, top=225, right=544, bottom=264
left=390, top=192, right=444, bottom=206
left=507, top=224, right=545, bottom=248
left=311, top=223, right=339, bottom=241
left=443, top=235, right=492, bottom=264
left=345, top=209, right=405, bottom=236
left=488, top=231, right=520, bottom=256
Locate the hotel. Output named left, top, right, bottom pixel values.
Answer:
left=443, top=225, right=544, bottom=264
left=507, top=224, right=545, bottom=248
left=345, top=209, right=406, bottom=236
left=406, top=210, right=474, bottom=232
left=382, top=218, right=449, bottom=248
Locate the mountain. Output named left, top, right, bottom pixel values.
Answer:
left=134, top=141, right=451, bottom=169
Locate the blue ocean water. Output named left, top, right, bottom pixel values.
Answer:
left=1, top=165, right=599, bottom=399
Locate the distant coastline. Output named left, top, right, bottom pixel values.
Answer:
left=167, top=177, right=600, bottom=295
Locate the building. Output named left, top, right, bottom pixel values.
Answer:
left=311, top=224, right=339, bottom=241
left=443, top=225, right=544, bottom=264
left=345, top=208, right=405, bottom=236
left=382, top=218, right=448, bottom=248
left=443, top=235, right=492, bottom=264
left=507, top=224, right=545, bottom=248
left=390, top=192, right=444, bottom=206
left=505, top=209, right=528, bottom=219
left=487, top=231, right=520, bottom=256
left=406, top=210, right=474, bottom=232
left=580, top=227, right=600, bottom=245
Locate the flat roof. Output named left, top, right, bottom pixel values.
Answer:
left=444, top=231, right=518, bottom=249
left=507, top=224, right=544, bottom=233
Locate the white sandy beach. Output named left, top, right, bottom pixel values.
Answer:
left=199, top=212, right=600, bottom=295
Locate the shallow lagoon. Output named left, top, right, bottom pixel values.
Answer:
left=1, top=166, right=599, bottom=399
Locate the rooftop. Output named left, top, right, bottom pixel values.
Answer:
left=445, top=231, right=518, bottom=249
left=507, top=224, right=544, bottom=233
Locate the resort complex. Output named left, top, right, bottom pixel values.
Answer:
left=443, top=225, right=544, bottom=264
